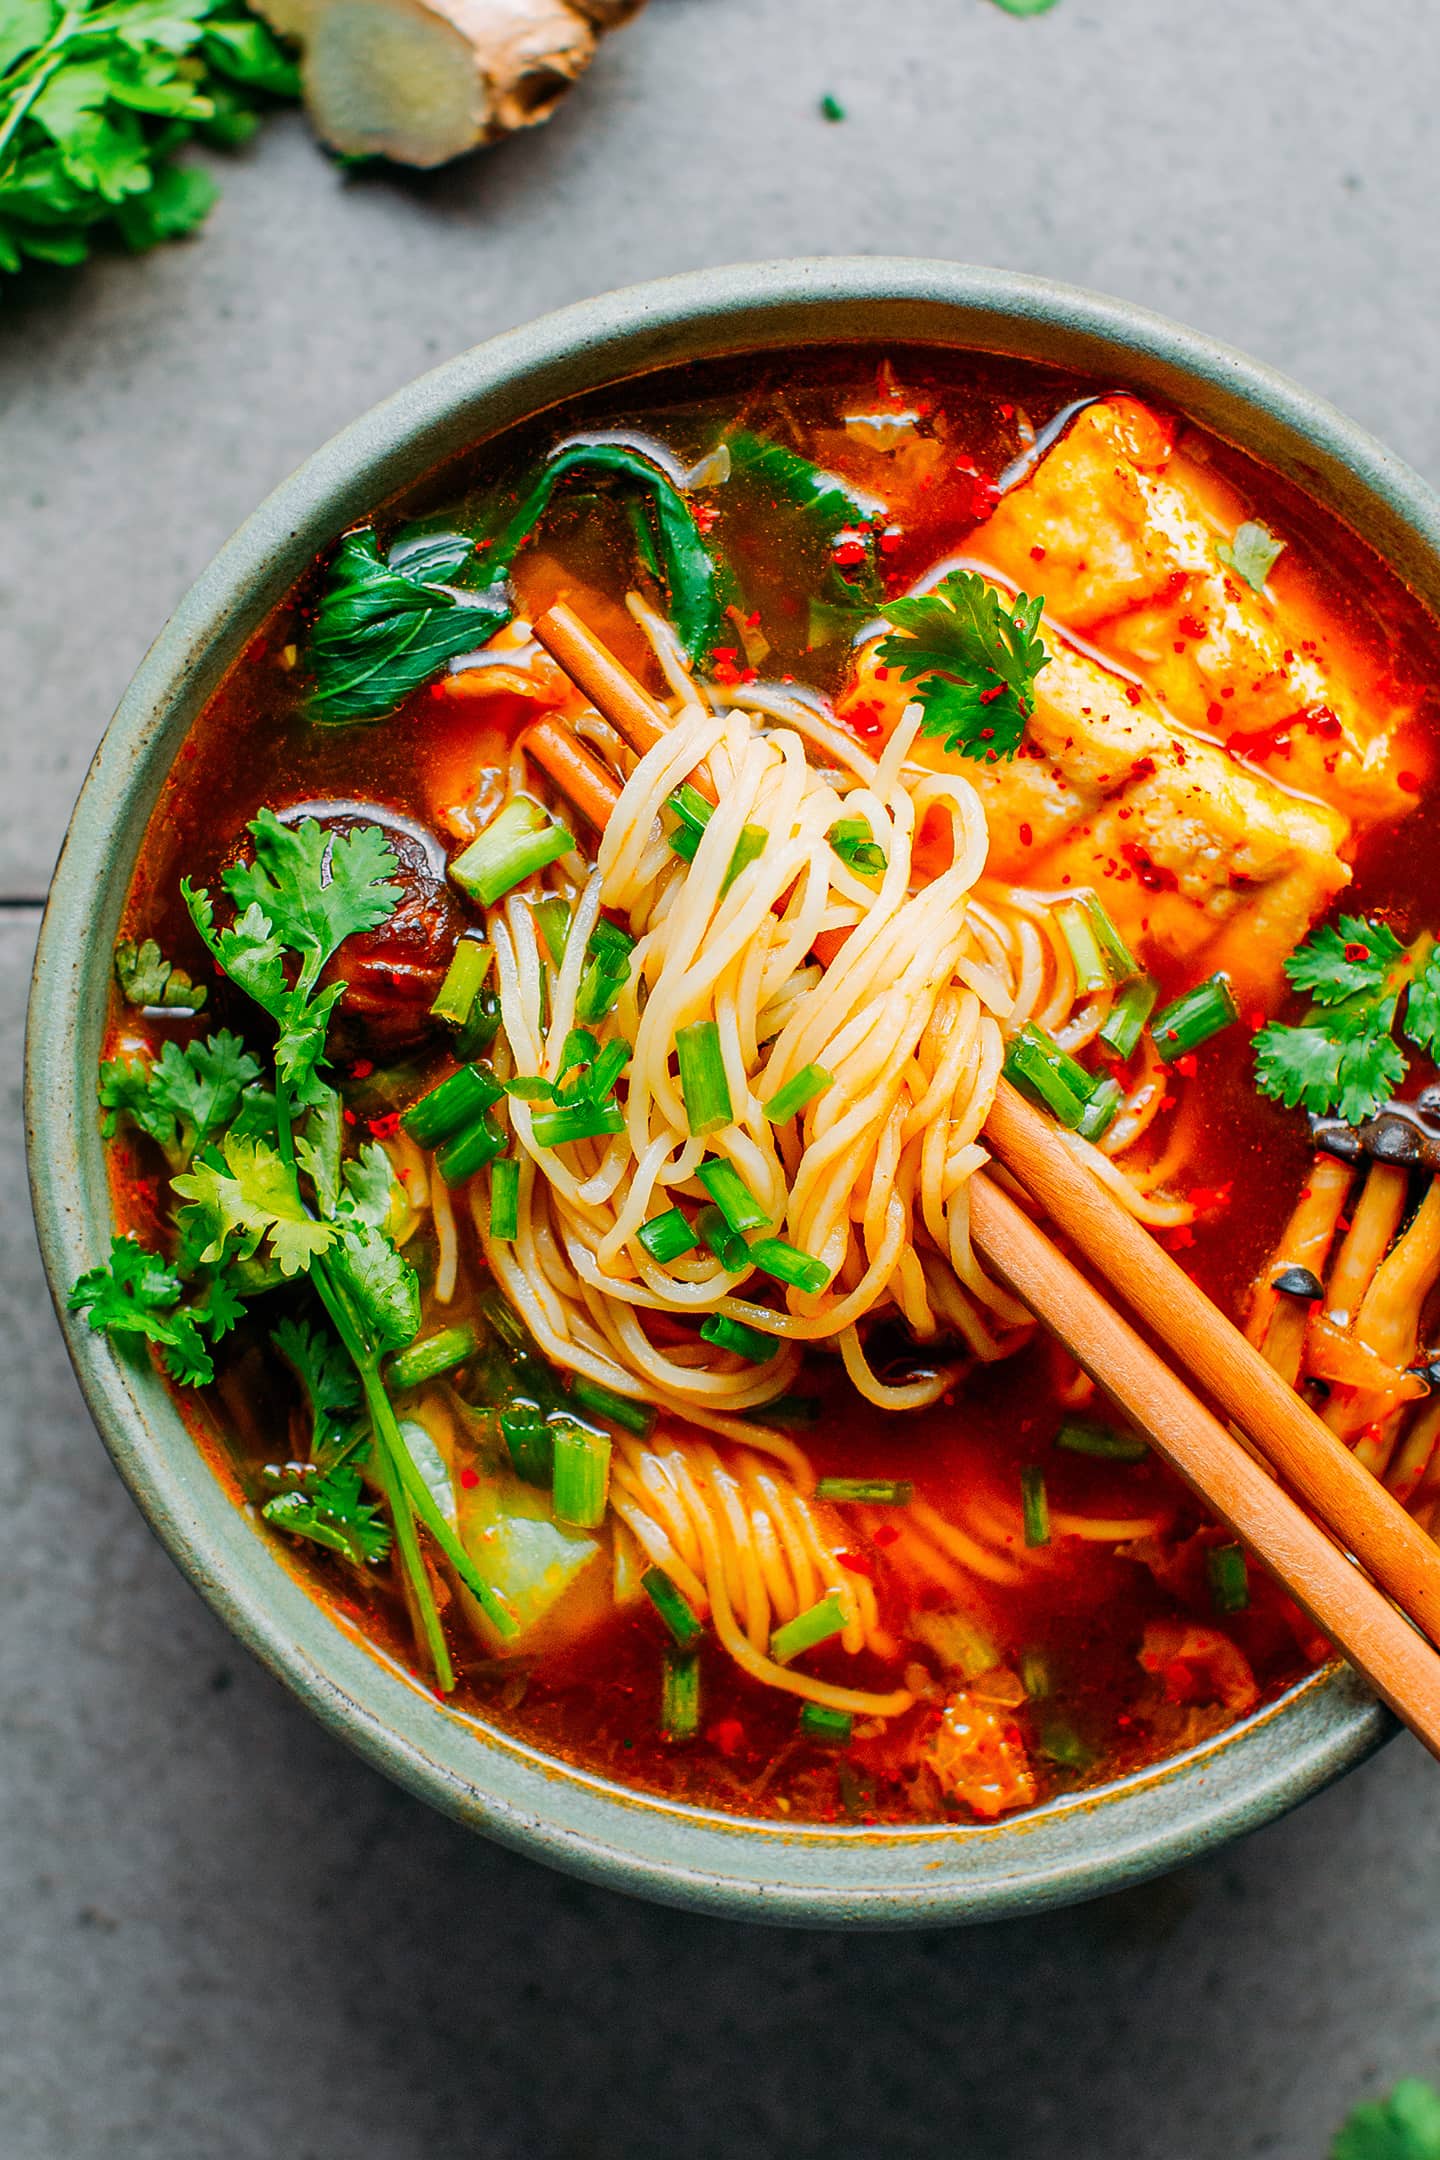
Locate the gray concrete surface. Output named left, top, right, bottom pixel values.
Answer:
left=4, top=1, right=1440, bottom=2153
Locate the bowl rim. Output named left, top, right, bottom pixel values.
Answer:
left=29, top=255, right=1430, bottom=1929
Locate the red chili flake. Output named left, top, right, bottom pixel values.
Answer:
left=878, top=529, right=904, bottom=555
left=978, top=683, right=1006, bottom=706
left=459, top=1466, right=480, bottom=1490
left=368, top=1111, right=402, bottom=1140
left=1173, top=1052, right=1198, bottom=1079
left=1172, top=641, right=1187, bottom=655
left=1400, top=770, right=1422, bottom=792
left=847, top=700, right=885, bottom=740
left=1124, top=684, right=1143, bottom=707
left=1119, top=840, right=1179, bottom=892
left=708, top=1717, right=746, bottom=1757
left=739, top=666, right=758, bottom=685
left=836, top=1549, right=876, bottom=1580
left=746, top=610, right=761, bottom=627
left=1129, top=755, right=1157, bottom=783
left=711, top=658, right=741, bottom=686
left=711, top=645, right=737, bottom=663
left=694, top=504, right=720, bottom=535
left=1159, top=1093, right=1177, bottom=1113
left=831, top=533, right=870, bottom=567
left=342, top=1108, right=357, bottom=1127
left=1165, top=1225, right=1195, bottom=1252
left=1188, top=1182, right=1233, bottom=1214
left=1178, top=613, right=1206, bottom=640
left=1029, top=544, right=1047, bottom=562
left=350, top=1057, right=375, bottom=1079
left=1247, top=1009, right=1266, bottom=1033
left=1304, top=703, right=1342, bottom=740
left=1018, top=821, right=1033, bottom=847
left=872, top=1524, right=900, bottom=1548
left=999, top=402, right=1015, bottom=418
left=1344, top=941, right=1371, bottom=963
left=1207, top=701, right=1225, bottom=729
left=874, top=666, right=889, bottom=681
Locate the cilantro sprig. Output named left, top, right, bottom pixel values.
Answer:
left=114, top=935, right=206, bottom=1011
left=1254, top=913, right=1440, bottom=1125
left=875, top=569, right=1049, bottom=762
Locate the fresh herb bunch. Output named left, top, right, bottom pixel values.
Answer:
left=1254, top=913, right=1440, bottom=1125
left=0, top=0, right=298, bottom=279
left=876, top=569, right=1049, bottom=761
left=69, top=807, right=517, bottom=1687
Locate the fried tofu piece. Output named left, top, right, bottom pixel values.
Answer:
left=974, top=399, right=1414, bottom=826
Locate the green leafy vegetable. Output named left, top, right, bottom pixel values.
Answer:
left=173, top=1130, right=337, bottom=1277
left=876, top=569, right=1048, bottom=761
left=114, top=934, right=206, bottom=1011
left=726, top=429, right=885, bottom=634
left=1254, top=913, right=1440, bottom=1124
left=1217, top=518, right=1284, bottom=592
left=305, top=527, right=510, bottom=726
left=99, top=1029, right=261, bottom=1170
left=0, top=0, right=298, bottom=283
left=67, top=1233, right=226, bottom=1386
left=1333, top=2080, right=1440, bottom=2160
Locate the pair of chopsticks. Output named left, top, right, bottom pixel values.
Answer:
left=517, top=601, right=1440, bottom=1757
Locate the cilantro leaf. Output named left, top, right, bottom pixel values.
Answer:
left=114, top=934, right=207, bottom=1011
left=1255, top=915, right=1440, bottom=1125
left=876, top=570, right=1048, bottom=762
left=272, top=1313, right=361, bottom=1452
left=1403, top=944, right=1440, bottom=1059
left=262, top=1464, right=392, bottom=1567
left=1283, top=915, right=1403, bottom=1005
left=1333, top=2080, right=1440, bottom=2160
left=325, top=1214, right=420, bottom=1353
left=173, top=1132, right=336, bottom=1276
left=99, top=1030, right=261, bottom=1169
left=339, top=1140, right=397, bottom=1229
left=221, top=810, right=403, bottom=978
left=1217, top=518, right=1284, bottom=592
left=67, top=1234, right=216, bottom=1386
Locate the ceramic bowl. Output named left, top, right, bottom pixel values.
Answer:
left=30, top=259, right=1432, bottom=1926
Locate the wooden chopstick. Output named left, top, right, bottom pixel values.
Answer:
left=511, top=600, right=1440, bottom=1744
left=982, top=1077, right=1440, bottom=1653
left=970, top=1172, right=1440, bottom=1758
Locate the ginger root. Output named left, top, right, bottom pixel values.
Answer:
left=250, top=0, right=647, bottom=167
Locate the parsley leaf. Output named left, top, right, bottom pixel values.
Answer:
left=1254, top=915, right=1439, bottom=1124
left=114, top=934, right=207, bottom=1011
left=1333, top=2080, right=1440, bottom=2160
left=99, top=1030, right=261, bottom=1170
left=173, top=1131, right=336, bottom=1276
left=876, top=570, right=1048, bottom=762
left=1217, top=518, right=1284, bottom=592
left=68, top=1234, right=218, bottom=1385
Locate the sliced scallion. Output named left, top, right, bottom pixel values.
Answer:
left=676, top=1019, right=733, bottom=1136
left=436, top=1108, right=506, bottom=1183
left=1153, top=972, right=1239, bottom=1062
left=638, top=1208, right=700, bottom=1264
left=744, top=1393, right=820, bottom=1426
left=500, top=1405, right=554, bottom=1486
left=661, top=1646, right=701, bottom=1740
left=643, top=1566, right=704, bottom=1651
left=699, top=1312, right=778, bottom=1362
left=814, top=1477, right=912, bottom=1504
left=827, top=817, right=886, bottom=877
left=449, top=796, right=574, bottom=907
left=430, top=936, right=491, bottom=1028
left=387, top=1323, right=479, bottom=1390
left=1020, top=1464, right=1050, bottom=1548
left=1040, top=1721, right=1094, bottom=1771
left=721, top=823, right=767, bottom=894
left=799, top=1703, right=853, bottom=1745
left=696, top=1205, right=749, bottom=1272
left=570, top=1373, right=655, bottom=1438
left=488, top=1157, right=520, bottom=1241
left=575, top=919, right=633, bottom=1024
left=1020, top=1649, right=1051, bottom=1698
left=748, top=1237, right=832, bottom=1296
left=1098, top=974, right=1157, bottom=1061
left=1003, top=1024, right=1093, bottom=1130
left=1057, top=897, right=1111, bottom=997
left=531, top=1100, right=626, bottom=1148
left=763, top=1063, right=832, bottom=1123
left=671, top=783, right=713, bottom=836
left=535, top=894, right=571, bottom=967
left=770, top=1591, right=847, bottom=1666
left=1206, top=1541, right=1250, bottom=1614
left=401, top=1061, right=504, bottom=1149
left=454, top=986, right=502, bottom=1060
left=1084, top=892, right=1139, bottom=984
left=551, top=1422, right=611, bottom=1528
left=1055, top=1419, right=1148, bottom=1462
left=696, top=1157, right=769, bottom=1233
left=1075, top=1074, right=1123, bottom=1143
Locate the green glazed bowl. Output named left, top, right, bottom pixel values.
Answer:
left=28, top=260, right=1431, bottom=1927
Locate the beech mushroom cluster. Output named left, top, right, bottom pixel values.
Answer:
left=250, top=0, right=647, bottom=167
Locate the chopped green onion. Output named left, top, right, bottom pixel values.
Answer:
left=722, top=824, right=768, bottom=894
left=696, top=1157, right=769, bottom=1233
left=505, top=1074, right=559, bottom=1102
left=671, top=783, right=713, bottom=836
left=535, top=895, right=571, bottom=967
left=748, top=1237, right=832, bottom=1296
left=500, top=1405, right=554, bottom=1486
left=1153, top=972, right=1239, bottom=1062
left=770, top=1591, right=847, bottom=1666
left=1039, top=1721, right=1094, bottom=1772
left=454, top=986, right=502, bottom=1059
left=552, top=1423, right=611, bottom=1528
left=531, top=1100, right=626, bottom=1148
left=1075, top=1074, right=1123, bottom=1143
left=1055, top=1419, right=1148, bottom=1462
left=402, top=1061, right=504, bottom=1148
left=488, top=1157, right=520, bottom=1241
left=763, top=1064, right=832, bottom=1122
left=1206, top=1541, right=1250, bottom=1614
left=643, top=1566, right=704, bottom=1651
left=580, top=1038, right=631, bottom=1104
left=430, top=937, right=492, bottom=1028
left=1020, top=1464, right=1050, bottom=1547
left=1083, top=892, right=1139, bottom=983
left=676, top=1019, right=733, bottom=1136
left=800, top=1703, right=853, bottom=1745
left=1020, top=1649, right=1051, bottom=1698
left=1098, top=974, right=1157, bottom=1061
left=388, top=1323, right=479, bottom=1390
left=696, top=1205, right=749, bottom=1272
left=661, top=1646, right=701, bottom=1740
left=1003, top=1024, right=1093, bottom=1130
left=668, top=823, right=702, bottom=865
left=814, top=1477, right=912, bottom=1504
left=570, top=1374, right=655, bottom=1438
left=699, top=1312, right=778, bottom=1362
left=1057, top=898, right=1111, bottom=997
left=827, top=818, right=886, bottom=877
left=436, top=1109, right=506, bottom=1183
left=638, top=1208, right=700, bottom=1264
left=449, top=796, right=574, bottom=907
left=575, top=923, right=632, bottom=1024
left=744, top=1393, right=820, bottom=1426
